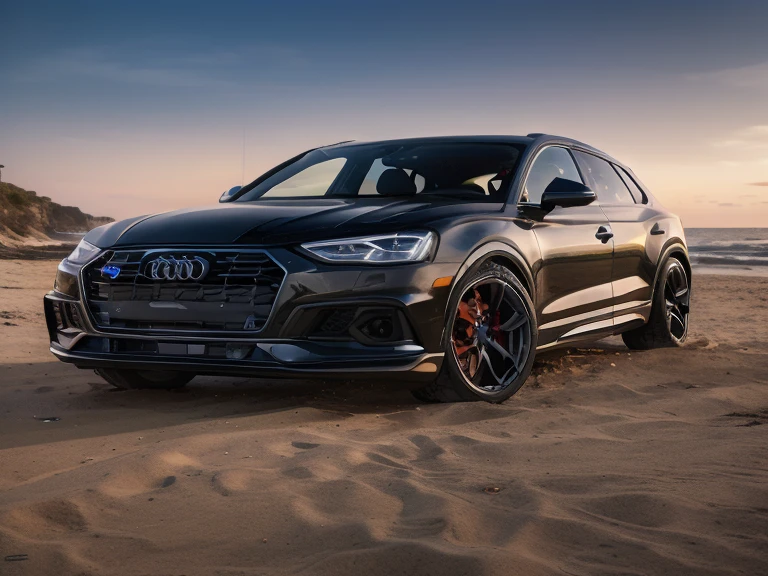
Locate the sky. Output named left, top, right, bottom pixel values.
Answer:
left=1, top=0, right=767, bottom=227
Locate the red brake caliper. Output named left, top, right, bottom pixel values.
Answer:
left=453, top=290, right=489, bottom=359
left=490, top=309, right=506, bottom=350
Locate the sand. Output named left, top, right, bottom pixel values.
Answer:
left=0, top=260, right=766, bottom=576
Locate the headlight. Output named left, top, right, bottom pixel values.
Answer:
left=66, top=239, right=102, bottom=265
left=302, top=231, right=435, bottom=264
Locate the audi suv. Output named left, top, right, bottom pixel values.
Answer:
left=45, top=135, right=691, bottom=402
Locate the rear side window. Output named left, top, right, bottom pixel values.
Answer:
left=615, top=165, right=646, bottom=204
left=573, top=151, right=635, bottom=204
left=521, top=146, right=582, bottom=204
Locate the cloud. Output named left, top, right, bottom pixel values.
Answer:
left=688, top=61, right=768, bottom=89
left=718, top=202, right=736, bottom=207
left=713, top=125, right=768, bottom=150
left=10, top=44, right=307, bottom=90
left=10, top=48, right=231, bottom=89
left=749, top=182, right=768, bottom=186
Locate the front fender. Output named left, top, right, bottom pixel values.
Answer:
left=436, top=229, right=540, bottom=345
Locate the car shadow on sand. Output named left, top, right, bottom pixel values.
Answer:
left=2, top=340, right=627, bottom=449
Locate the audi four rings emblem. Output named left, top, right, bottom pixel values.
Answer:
left=145, top=256, right=209, bottom=281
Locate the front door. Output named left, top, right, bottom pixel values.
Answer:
left=517, top=145, right=615, bottom=347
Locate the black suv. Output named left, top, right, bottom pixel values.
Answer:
left=45, top=135, right=691, bottom=403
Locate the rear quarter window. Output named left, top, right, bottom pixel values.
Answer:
left=615, top=165, right=647, bottom=204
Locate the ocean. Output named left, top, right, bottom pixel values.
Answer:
left=686, top=228, right=768, bottom=277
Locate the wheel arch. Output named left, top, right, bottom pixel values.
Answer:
left=441, top=241, right=535, bottom=336
left=651, top=241, right=692, bottom=300
left=453, top=241, right=534, bottom=296
left=487, top=254, right=534, bottom=296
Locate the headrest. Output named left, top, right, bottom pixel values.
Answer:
left=376, top=169, right=417, bottom=196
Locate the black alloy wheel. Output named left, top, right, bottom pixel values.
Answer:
left=412, top=263, right=537, bottom=403
left=664, top=259, right=690, bottom=342
left=622, top=257, right=690, bottom=349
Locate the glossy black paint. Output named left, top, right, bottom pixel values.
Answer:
left=45, top=134, right=689, bottom=380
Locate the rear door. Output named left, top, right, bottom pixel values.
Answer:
left=572, top=151, right=654, bottom=328
left=519, top=146, right=615, bottom=347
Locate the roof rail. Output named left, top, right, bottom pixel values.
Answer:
left=526, top=133, right=545, bottom=138
left=320, top=140, right=354, bottom=148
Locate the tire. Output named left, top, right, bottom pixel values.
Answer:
left=95, top=368, right=195, bottom=390
left=412, top=262, right=538, bottom=403
left=621, top=257, right=690, bottom=350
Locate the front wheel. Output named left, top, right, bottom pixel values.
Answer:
left=621, top=257, right=690, bottom=350
left=412, top=263, right=538, bottom=403
left=95, top=368, right=195, bottom=390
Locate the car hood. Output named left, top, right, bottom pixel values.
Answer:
left=86, top=198, right=503, bottom=248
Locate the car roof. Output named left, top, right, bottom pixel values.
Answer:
left=322, top=135, right=533, bottom=148
left=321, top=134, right=616, bottom=163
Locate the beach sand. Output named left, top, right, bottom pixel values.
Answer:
left=0, top=260, right=766, bottom=575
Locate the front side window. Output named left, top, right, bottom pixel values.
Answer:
left=236, top=143, right=523, bottom=202
left=573, top=151, right=635, bottom=204
left=520, top=146, right=582, bottom=204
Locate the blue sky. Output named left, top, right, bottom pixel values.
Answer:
left=2, top=0, right=767, bottom=225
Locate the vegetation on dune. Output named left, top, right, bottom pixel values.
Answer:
left=0, top=182, right=113, bottom=242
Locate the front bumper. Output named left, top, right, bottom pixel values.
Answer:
left=45, top=249, right=458, bottom=381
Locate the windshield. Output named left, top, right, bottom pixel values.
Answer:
left=236, top=142, right=524, bottom=202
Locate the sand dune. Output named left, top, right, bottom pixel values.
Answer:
left=0, top=261, right=766, bottom=575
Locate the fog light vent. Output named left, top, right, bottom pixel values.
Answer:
left=67, top=303, right=85, bottom=331
left=350, top=309, right=408, bottom=345
left=364, top=317, right=394, bottom=340
left=52, top=302, right=64, bottom=330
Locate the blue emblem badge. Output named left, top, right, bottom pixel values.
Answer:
left=101, top=264, right=121, bottom=279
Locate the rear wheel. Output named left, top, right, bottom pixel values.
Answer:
left=412, top=263, right=537, bottom=403
left=95, top=368, right=195, bottom=390
left=621, top=257, right=690, bottom=349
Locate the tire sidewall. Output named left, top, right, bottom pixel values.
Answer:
left=656, top=257, right=689, bottom=345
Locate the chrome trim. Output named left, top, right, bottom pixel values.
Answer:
left=77, top=246, right=288, bottom=339
left=58, top=331, right=88, bottom=351
left=558, top=318, right=614, bottom=339
left=612, top=312, right=646, bottom=327
left=538, top=305, right=613, bottom=332
left=614, top=299, right=651, bottom=312
left=146, top=255, right=209, bottom=281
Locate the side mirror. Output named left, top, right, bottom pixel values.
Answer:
left=219, top=185, right=242, bottom=203
left=540, top=178, right=595, bottom=211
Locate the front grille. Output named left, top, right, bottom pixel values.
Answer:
left=82, top=249, right=285, bottom=334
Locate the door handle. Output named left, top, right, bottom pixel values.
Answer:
left=650, top=223, right=666, bottom=235
left=595, top=225, right=613, bottom=243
